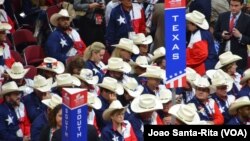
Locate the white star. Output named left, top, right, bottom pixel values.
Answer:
left=140, top=125, right=144, bottom=133
left=117, top=15, right=126, bottom=25
left=179, top=71, right=182, bottom=74
left=112, top=135, right=119, bottom=141
left=174, top=73, right=177, bottom=76
left=169, top=75, right=173, bottom=78
left=6, top=115, right=13, bottom=125
left=60, top=38, right=67, bottom=48
left=93, top=68, right=99, bottom=74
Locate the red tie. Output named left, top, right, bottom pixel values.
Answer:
left=229, top=15, right=236, bottom=33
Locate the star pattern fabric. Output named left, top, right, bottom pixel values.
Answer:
left=117, top=15, right=126, bottom=25
left=60, top=38, right=68, bottom=48
left=112, top=135, right=119, bottom=141
left=6, top=115, right=13, bottom=125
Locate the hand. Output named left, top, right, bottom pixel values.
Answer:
left=89, top=3, right=102, bottom=9
left=232, top=28, right=242, bottom=39
left=221, top=30, right=231, bottom=40
left=23, top=136, right=30, bottom=141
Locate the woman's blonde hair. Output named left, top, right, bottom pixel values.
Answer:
left=111, top=48, right=122, bottom=58
left=83, top=42, right=105, bottom=61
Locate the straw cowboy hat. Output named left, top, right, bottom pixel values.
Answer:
left=37, top=57, right=65, bottom=74
left=0, top=0, right=4, bottom=5
left=229, top=96, right=250, bottom=115
left=74, top=69, right=99, bottom=85
left=131, top=33, right=153, bottom=45
left=151, top=47, right=165, bottom=63
left=131, top=56, right=149, bottom=68
left=53, top=73, right=81, bottom=87
left=215, top=51, right=242, bottom=69
left=139, top=66, right=164, bottom=80
left=193, top=76, right=213, bottom=93
left=107, top=57, right=131, bottom=73
left=102, top=100, right=125, bottom=121
left=6, top=62, right=30, bottom=79
left=123, top=77, right=144, bottom=98
left=0, top=81, right=21, bottom=96
left=186, top=67, right=201, bottom=86
left=169, top=104, right=201, bottom=125
left=206, top=69, right=233, bottom=92
left=112, top=38, right=139, bottom=54
left=0, top=21, right=11, bottom=31
left=240, top=68, right=250, bottom=85
left=97, top=77, right=124, bottom=95
left=50, top=9, right=72, bottom=27
left=158, top=88, right=172, bottom=104
left=186, top=10, right=209, bottom=30
left=42, top=94, right=62, bottom=109
left=31, top=75, right=53, bottom=92
left=88, top=92, right=102, bottom=110
left=131, top=94, right=163, bottom=113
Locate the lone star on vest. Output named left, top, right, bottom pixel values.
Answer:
left=112, top=135, right=119, bottom=141
left=6, top=115, right=13, bottom=125
left=117, top=15, right=126, bottom=25
left=60, top=38, right=68, bottom=48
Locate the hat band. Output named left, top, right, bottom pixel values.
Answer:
left=36, top=83, right=48, bottom=88
left=139, top=103, right=155, bottom=109
left=11, top=70, right=25, bottom=75
left=42, top=62, right=58, bottom=69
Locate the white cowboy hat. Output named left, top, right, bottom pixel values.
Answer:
left=151, top=47, right=165, bottom=63
left=0, top=0, right=4, bottom=5
left=186, top=67, right=201, bottom=86
left=31, top=75, right=53, bottom=92
left=131, top=33, right=153, bottom=45
left=206, top=69, right=233, bottom=92
left=123, top=77, right=144, bottom=98
left=168, top=104, right=201, bottom=125
left=74, top=69, right=99, bottom=85
left=139, top=66, right=164, bottom=80
left=97, top=77, right=124, bottom=95
left=131, top=94, right=163, bottom=113
left=112, top=38, right=139, bottom=54
left=50, top=9, right=72, bottom=27
left=6, top=62, right=30, bottom=79
left=229, top=96, right=250, bottom=115
left=107, top=57, right=131, bottom=73
left=193, top=76, right=213, bottom=94
left=53, top=73, right=81, bottom=87
left=186, top=10, right=209, bottom=30
left=0, top=81, right=21, bottom=96
left=158, top=88, right=172, bottom=104
left=215, top=51, right=242, bottom=69
left=102, top=100, right=125, bottom=121
left=42, top=94, right=62, bottom=109
left=0, top=21, right=11, bottom=31
left=88, top=92, right=102, bottom=110
left=37, top=57, right=65, bottom=74
left=131, top=56, right=149, bottom=68
left=240, top=68, right=250, bottom=85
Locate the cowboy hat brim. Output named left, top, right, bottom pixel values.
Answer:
left=215, top=55, right=242, bottom=69
left=6, top=68, right=30, bottom=79
left=102, top=107, right=126, bottom=121
left=229, top=101, right=250, bottom=115
left=130, top=95, right=163, bottom=113
left=107, top=61, right=131, bottom=73
left=0, top=0, right=4, bottom=5
left=186, top=13, right=209, bottom=30
left=134, top=35, right=153, bottom=45
left=124, top=85, right=144, bottom=98
left=168, top=104, right=201, bottom=125
left=112, top=44, right=140, bottom=55
left=37, top=61, right=65, bottom=74
left=0, top=88, right=21, bottom=97
left=97, top=83, right=124, bottom=95
left=139, top=70, right=164, bottom=80
left=50, top=12, right=72, bottom=27
left=74, top=75, right=99, bottom=85
left=52, top=76, right=81, bottom=88
left=240, top=76, right=250, bottom=85
left=31, top=78, right=53, bottom=92
left=88, top=96, right=102, bottom=110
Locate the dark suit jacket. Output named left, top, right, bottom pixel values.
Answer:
left=52, top=125, right=100, bottom=141
left=214, top=11, right=250, bottom=71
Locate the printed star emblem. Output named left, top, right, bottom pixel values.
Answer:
left=117, top=15, right=126, bottom=25
left=93, top=68, right=99, bottom=75
left=60, top=38, right=67, bottom=48
left=140, top=125, right=144, bottom=133
left=6, top=115, right=13, bottom=125
left=112, top=135, right=119, bottom=141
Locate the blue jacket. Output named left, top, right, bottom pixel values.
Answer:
left=142, top=85, right=156, bottom=95
left=22, top=92, right=47, bottom=123
left=85, top=60, right=105, bottom=83
left=31, top=112, right=48, bottom=141
left=237, top=85, right=250, bottom=99
left=127, top=114, right=144, bottom=141
left=227, top=116, right=246, bottom=125
left=0, top=102, right=23, bottom=141
left=94, top=95, right=111, bottom=130
left=105, top=4, right=133, bottom=50
left=45, top=28, right=73, bottom=64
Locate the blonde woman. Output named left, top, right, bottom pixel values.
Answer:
left=84, top=42, right=106, bottom=83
